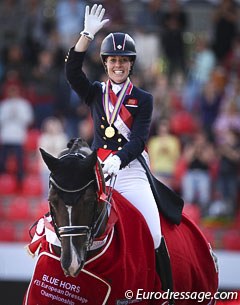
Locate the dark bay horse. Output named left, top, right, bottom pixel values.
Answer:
left=23, top=138, right=218, bottom=305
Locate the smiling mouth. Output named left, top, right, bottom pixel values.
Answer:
left=113, top=70, right=124, bottom=75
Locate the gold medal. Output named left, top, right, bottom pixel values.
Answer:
left=105, top=126, right=115, bottom=138
left=103, top=78, right=131, bottom=137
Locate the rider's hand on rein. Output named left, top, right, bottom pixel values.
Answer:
left=103, top=155, right=121, bottom=176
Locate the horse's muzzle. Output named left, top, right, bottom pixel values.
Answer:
left=62, top=262, right=84, bottom=277
left=62, top=238, right=88, bottom=277
left=61, top=253, right=86, bottom=277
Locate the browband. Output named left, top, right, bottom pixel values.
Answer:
left=49, top=176, right=95, bottom=193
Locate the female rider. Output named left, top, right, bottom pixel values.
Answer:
left=65, top=4, right=161, bottom=250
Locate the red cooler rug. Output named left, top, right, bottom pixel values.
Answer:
left=23, top=190, right=219, bottom=305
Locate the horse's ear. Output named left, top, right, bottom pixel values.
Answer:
left=39, top=148, right=60, bottom=172
left=84, top=150, right=98, bottom=169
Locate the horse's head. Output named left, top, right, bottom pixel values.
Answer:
left=40, top=139, right=107, bottom=277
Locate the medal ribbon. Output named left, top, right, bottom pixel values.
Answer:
left=103, top=78, right=131, bottom=126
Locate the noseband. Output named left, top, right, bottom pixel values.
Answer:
left=58, top=226, right=92, bottom=238
left=58, top=226, right=93, bottom=251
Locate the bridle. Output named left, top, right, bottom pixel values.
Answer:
left=49, top=180, right=109, bottom=251
left=48, top=152, right=113, bottom=251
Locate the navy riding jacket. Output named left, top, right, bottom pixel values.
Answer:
left=65, top=48, right=153, bottom=168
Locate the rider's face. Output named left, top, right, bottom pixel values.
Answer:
left=105, top=56, right=132, bottom=84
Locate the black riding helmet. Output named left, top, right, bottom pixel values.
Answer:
left=100, top=32, right=137, bottom=72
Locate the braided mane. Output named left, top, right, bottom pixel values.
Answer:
left=59, top=138, right=92, bottom=158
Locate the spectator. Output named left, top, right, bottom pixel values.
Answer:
left=169, top=71, right=185, bottom=111
left=214, top=99, right=240, bottom=144
left=55, top=0, right=86, bottom=50
left=38, top=28, right=66, bottom=70
left=181, top=131, right=216, bottom=215
left=56, top=73, right=90, bottom=139
left=198, top=82, right=222, bottom=141
left=133, top=0, right=163, bottom=76
left=184, top=34, right=216, bottom=112
left=38, top=116, right=68, bottom=198
left=30, top=48, right=60, bottom=128
left=0, top=85, right=34, bottom=184
left=220, top=75, right=240, bottom=112
left=224, top=34, right=240, bottom=78
left=0, top=0, right=25, bottom=46
left=133, top=29, right=161, bottom=77
left=1, top=43, right=30, bottom=85
left=0, top=69, right=25, bottom=100
left=135, top=0, right=163, bottom=33
left=161, top=0, right=188, bottom=78
left=22, top=0, right=48, bottom=65
left=231, top=77, right=240, bottom=112
left=214, top=128, right=240, bottom=217
left=99, top=0, right=126, bottom=31
left=151, top=74, right=171, bottom=132
left=148, top=118, right=181, bottom=187
left=211, top=0, right=239, bottom=64
left=210, top=65, right=228, bottom=95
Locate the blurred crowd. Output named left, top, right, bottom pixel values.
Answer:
left=0, top=0, right=240, bottom=220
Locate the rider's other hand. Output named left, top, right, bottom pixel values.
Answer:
left=103, top=155, right=121, bottom=176
left=81, top=4, right=109, bottom=40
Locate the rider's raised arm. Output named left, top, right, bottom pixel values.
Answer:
left=65, top=4, right=109, bottom=101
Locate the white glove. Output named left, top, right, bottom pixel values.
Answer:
left=81, top=4, right=109, bottom=40
left=103, top=155, right=121, bottom=176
